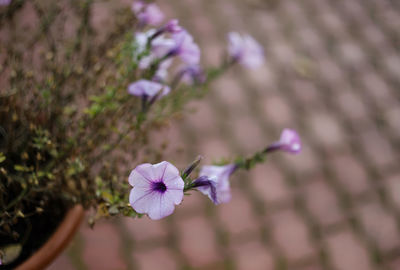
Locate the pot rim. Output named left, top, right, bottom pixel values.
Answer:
left=15, top=204, right=84, bottom=270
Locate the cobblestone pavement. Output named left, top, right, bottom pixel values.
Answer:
left=2, top=0, right=400, bottom=269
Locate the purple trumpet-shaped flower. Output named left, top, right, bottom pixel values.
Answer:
left=129, top=161, right=184, bottom=220
left=193, top=164, right=237, bottom=205
left=132, top=1, right=164, bottom=27
left=169, top=30, right=201, bottom=65
left=227, top=32, right=264, bottom=69
left=128, top=79, right=170, bottom=99
left=267, top=128, right=302, bottom=154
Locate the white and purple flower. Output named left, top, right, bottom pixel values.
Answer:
left=267, top=128, right=302, bottom=154
left=193, top=164, right=237, bottom=205
left=128, top=161, right=184, bottom=220
left=128, top=79, right=170, bottom=99
left=227, top=32, right=264, bottom=69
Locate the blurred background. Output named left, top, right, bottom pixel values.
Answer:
left=2, top=0, right=400, bottom=269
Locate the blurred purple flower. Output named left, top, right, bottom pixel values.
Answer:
left=132, top=1, right=164, bottom=26
left=128, top=79, right=170, bottom=99
left=129, top=161, right=184, bottom=220
left=179, top=64, right=206, bottom=85
left=0, top=0, right=11, bottom=5
left=169, top=30, right=200, bottom=65
left=267, top=128, right=302, bottom=154
left=194, top=164, right=237, bottom=204
left=227, top=32, right=264, bottom=69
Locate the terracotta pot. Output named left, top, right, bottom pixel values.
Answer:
left=16, top=205, right=84, bottom=270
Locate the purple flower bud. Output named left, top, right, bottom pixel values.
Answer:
left=169, top=30, right=201, bottom=65
left=129, top=161, right=184, bottom=220
left=133, top=2, right=164, bottom=27
left=194, top=164, right=237, bottom=205
left=163, top=19, right=182, bottom=34
left=227, top=32, right=264, bottom=69
left=267, top=128, right=302, bottom=154
left=128, top=79, right=170, bottom=99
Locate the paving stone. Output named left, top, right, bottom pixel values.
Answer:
left=47, top=253, right=75, bottom=270
left=231, top=114, right=266, bottom=153
left=385, top=173, right=400, bottom=211
left=307, top=111, right=346, bottom=149
left=81, top=221, right=127, bottom=270
left=217, top=189, right=259, bottom=236
left=260, top=93, right=294, bottom=127
left=250, top=163, right=291, bottom=205
left=271, top=209, right=315, bottom=261
left=230, top=240, right=274, bottom=270
left=135, top=247, right=178, bottom=270
left=358, top=200, right=400, bottom=252
left=326, top=229, right=373, bottom=270
left=123, top=216, right=168, bottom=243
left=329, top=152, right=370, bottom=195
left=303, top=177, right=343, bottom=227
left=178, top=215, right=220, bottom=267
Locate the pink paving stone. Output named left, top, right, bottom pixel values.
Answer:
left=383, top=52, right=400, bottom=79
left=326, top=229, right=373, bottom=270
left=281, top=143, right=319, bottom=176
left=360, top=71, right=395, bottom=109
left=385, top=173, right=400, bottom=211
left=384, top=105, right=400, bottom=137
left=134, top=247, right=177, bottom=270
left=329, top=152, right=370, bottom=195
left=319, top=10, right=346, bottom=36
left=198, top=135, right=232, bottom=162
left=260, top=93, right=294, bottom=127
left=123, top=216, right=168, bottom=243
left=230, top=240, right=274, bottom=270
left=202, top=39, right=221, bottom=66
left=231, top=114, right=266, bottom=153
left=81, top=220, right=127, bottom=270
left=13, top=1, right=39, bottom=43
left=296, top=26, right=324, bottom=54
left=47, top=253, right=75, bottom=270
left=249, top=163, right=291, bottom=204
left=362, top=24, right=386, bottom=49
left=270, top=40, right=297, bottom=67
left=178, top=215, right=220, bottom=267
left=271, top=209, right=315, bottom=261
left=303, top=178, right=343, bottom=227
left=359, top=127, right=396, bottom=170
left=217, top=189, right=259, bottom=236
left=336, top=41, right=367, bottom=69
left=335, top=90, right=370, bottom=124
left=214, top=76, right=247, bottom=110
left=245, top=63, right=277, bottom=91
left=358, top=200, right=400, bottom=251
left=316, top=57, right=346, bottom=87
left=307, top=111, right=345, bottom=149
left=174, top=189, right=207, bottom=217
left=185, top=100, right=219, bottom=136
left=289, top=79, right=322, bottom=107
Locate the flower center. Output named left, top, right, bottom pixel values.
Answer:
left=151, top=181, right=167, bottom=193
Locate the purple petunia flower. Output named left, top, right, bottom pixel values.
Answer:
left=0, top=0, right=11, bottom=6
left=128, top=79, right=170, bottom=99
left=267, top=128, right=302, bottom=154
left=169, top=30, right=201, bottom=65
left=193, top=164, right=237, bottom=205
left=132, top=1, right=164, bottom=27
left=227, top=32, right=264, bottom=69
left=128, top=161, right=184, bottom=220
